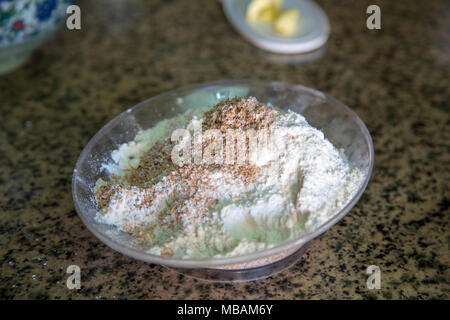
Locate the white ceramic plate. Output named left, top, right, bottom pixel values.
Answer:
left=221, top=0, right=330, bottom=54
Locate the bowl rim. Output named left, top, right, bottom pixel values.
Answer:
left=72, top=79, right=374, bottom=268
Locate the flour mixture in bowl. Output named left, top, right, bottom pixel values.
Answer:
left=94, top=97, right=363, bottom=258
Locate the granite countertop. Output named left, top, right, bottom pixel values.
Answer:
left=0, top=0, right=448, bottom=299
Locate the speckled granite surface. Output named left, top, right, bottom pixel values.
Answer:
left=0, top=0, right=448, bottom=299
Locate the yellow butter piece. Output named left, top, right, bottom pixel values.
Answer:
left=274, top=9, right=300, bottom=36
left=246, top=0, right=282, bottom=23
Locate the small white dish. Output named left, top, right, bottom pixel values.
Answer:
left=221, top=0, right=330, bottom=54
left=72, top=79, right=374, bottom=281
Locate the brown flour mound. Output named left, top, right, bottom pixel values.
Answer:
left=94, top=97, right=279, bottom=252
left=98, top=97, right=276, bottom=190
left=203, top=96, right=279, bottom=131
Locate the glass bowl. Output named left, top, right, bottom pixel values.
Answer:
left=72, top=79, right=374, bottom=282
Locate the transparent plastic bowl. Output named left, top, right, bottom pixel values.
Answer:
left=72, top=79, right=374, bottom=281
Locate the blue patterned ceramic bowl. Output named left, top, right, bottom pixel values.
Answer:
left=0, top=0, right=72, bottom=74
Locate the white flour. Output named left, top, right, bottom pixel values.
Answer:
left=95, top=98, right=363, bottom=258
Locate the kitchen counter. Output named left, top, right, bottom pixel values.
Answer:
left=0, top=0, right=448, bottom=299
